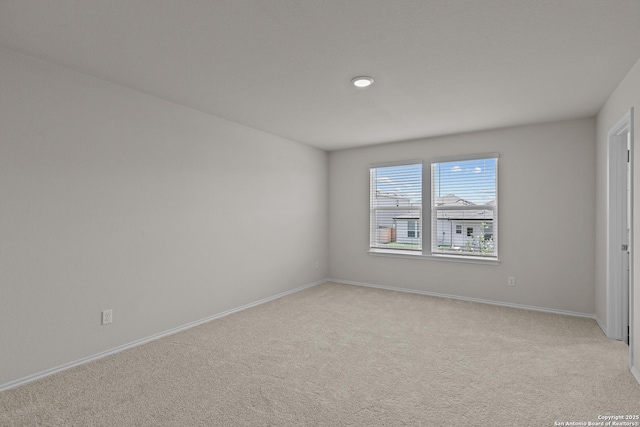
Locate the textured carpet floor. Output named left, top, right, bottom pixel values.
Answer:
left=1, top=282, right=639, bottom=426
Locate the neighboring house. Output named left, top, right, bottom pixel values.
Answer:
left=373, top=191, right=420, bottom=245
left=394, top=215, right=421, bottom=244
left=375, top=192, right=494, bottom=249
left=392, top=194, right=494, bottom=250
left=434, top=195, right=494, bottom=250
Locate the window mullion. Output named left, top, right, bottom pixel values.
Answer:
left=423, top=159, right=430, bottom=255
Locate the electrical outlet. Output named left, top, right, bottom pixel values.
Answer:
left=102, top=309, right=113, bottom=325
left=507, top=277, right=516, bottom=287
left=316, top=261, right=320, bottom=270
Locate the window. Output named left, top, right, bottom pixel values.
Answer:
left=432, top=156, right=498, bottom=258
left=370, top=154, right=498, bottom=261
left=370, top=161, right=422, bottom=251
left=408, top=220, right=420, bottom=238
left=484, top=223, right=493, bottom=241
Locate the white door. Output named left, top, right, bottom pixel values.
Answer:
left=608, top=112, right=633, bottom=344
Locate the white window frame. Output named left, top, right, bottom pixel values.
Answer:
left=368, top=153, right=499, bottom=265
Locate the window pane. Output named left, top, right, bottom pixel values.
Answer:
left=432, top=157, right=497, bottom=258
left=370, top=163, right=422, bottom=251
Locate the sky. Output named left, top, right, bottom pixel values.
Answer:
left=433, top=158, right=497, bottom=205
left=373, top=158, right=496, bottom=205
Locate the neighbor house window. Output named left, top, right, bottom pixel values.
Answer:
left=484, top=223, right=493, bottom=241
left=370, top=154, right=498, bottom=261
left=369, top=161, right=422, bottom=251
left=408, top=220, right=420, bottom=238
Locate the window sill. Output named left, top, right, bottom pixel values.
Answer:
left=368, top=248, right=500, bottom=265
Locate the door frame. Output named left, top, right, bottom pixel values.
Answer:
left=607, top=108, right=634, bottom=365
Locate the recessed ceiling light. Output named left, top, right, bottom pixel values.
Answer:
left=351, top=76, right=374, bottom=88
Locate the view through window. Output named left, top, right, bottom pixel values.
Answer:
left=369, top=162, right=422, bottom=251
left=370, top=155, right=498, bottom=259
left=432, top=157, right=497, bottom=258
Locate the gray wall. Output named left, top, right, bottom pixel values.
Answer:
left=596, top=56, right=640, bottom=379
left=329, top=118, right=596, bottom=314
left=0, top=47, right=329, bottom=386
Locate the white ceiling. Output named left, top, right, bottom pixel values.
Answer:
left=1, top=1, right=640, bottom=151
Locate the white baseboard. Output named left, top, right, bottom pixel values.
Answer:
left=1, top=278, right=609, bottom=392
left=0, top=279, right=327, bottom=392
left=329, top=278, right=596, bottom=319
left=594, top=315, right=608, bottom=336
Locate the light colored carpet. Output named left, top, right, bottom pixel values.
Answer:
left=1, top=282, right=639, bottom=426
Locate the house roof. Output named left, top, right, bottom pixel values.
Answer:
left=435, top=195, right=474, bottom=206
left=437, top=211, right=493, bottom=221
left=437, top=194, right=493, bottom=221
left=394, top=213, right=493, bottom=221
left=377, top=191, right=412, bottom=201
left=390, top=194, right=494, bottom=221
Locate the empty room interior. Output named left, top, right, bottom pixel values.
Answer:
left=2, top=0, right=640, bottom=425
